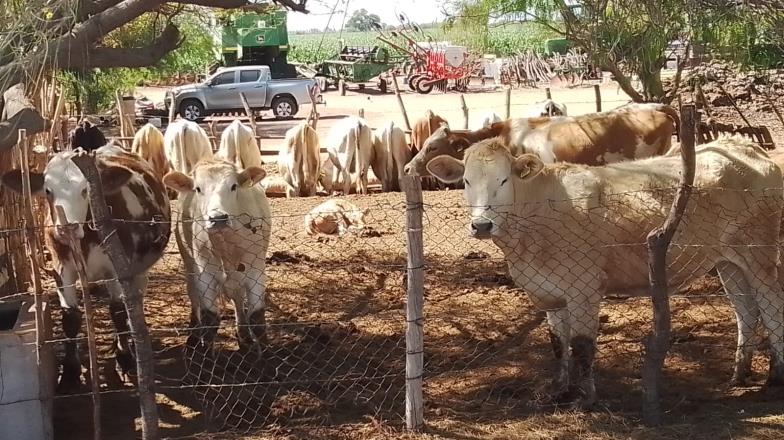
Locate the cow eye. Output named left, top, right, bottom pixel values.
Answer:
left=464, top=179, right=470, bottom=187
left=231, top=183, right=238, bottom=192
left=195, top=187, right=202, bottom=194
left=500, top=178, right=508, bottom=186
left=45, top=188, right=52, bottom=196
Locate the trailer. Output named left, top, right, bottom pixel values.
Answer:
left=314, top=46, right=400, bottom=94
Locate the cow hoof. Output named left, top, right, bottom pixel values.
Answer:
left=57, top=371, right=83, bottom=394
left=115, top=351, right=136, bottom=377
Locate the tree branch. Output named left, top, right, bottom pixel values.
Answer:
left=602, top=62, right=646, bottom=102
left=69, top=22, right=181, bottom=69
left=173, top=0, right=308, bottom=12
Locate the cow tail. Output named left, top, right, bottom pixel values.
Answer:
left=385, top=122, right=394, bottom=189
left=234, top=121, right=242, bottom=169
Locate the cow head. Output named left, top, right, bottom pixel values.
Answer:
left=405, top=125, right=468, bottom=177
left=163, top=160, right=266, bottom=232
left=1, top=151, right=133, bottom=241
left=427, top=138, right=543, bottom=239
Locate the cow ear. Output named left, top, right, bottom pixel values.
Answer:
left=100, top=166, right=133, bottom=194
left=441, top=124, right=450, bottom=135
left=238, top=166, right=266, bottom=187
left=1, top=170, right=44, bottom=194
left=163, top=171, right=194, bottom=193
left=512, top=154, right=544, bottom=181
left=426, top=155, right=464, bottom=184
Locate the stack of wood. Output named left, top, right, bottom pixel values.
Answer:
left=500, top=51, right=554, bottom=86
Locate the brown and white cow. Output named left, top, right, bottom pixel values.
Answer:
left=278, top=122, right=320, bottom=197
left=372, top=121, right=409, bottom=192
left=325, top=116, right=374, bottom=195
left=471, top=112, right=502, bottom=131
left=404, top=103, right=680, bottom=176
left=1, top=145, right=171, bottom=389
left=427, top=135, right=784, bottom=405
left=164, top=159, right=271, bottom=350
left=217, top=120, right=263, bottom=170
left=131, top=123, right=169, bottom=181
left=304, top=199, right=368, bottom=236
left=164, top=119, right=213, bottom=175
left=525, top=99, right=568, bottom=117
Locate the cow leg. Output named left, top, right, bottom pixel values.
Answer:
left=567, top=295, right=601, bottom=408
left=109, top=299, right=135, bottom=379
left=195, top=270, right=222, bottom=353
left=545, top=308, right=570, bottom=396
left=749, top=266, right=784, bottom=386
left=57, top=261, right=82, bottom=390
left=717, top=262, right=759, bottom=386
left=245, top=266, right=268, bottom=345
left=225, top=274, right=253, bottom=348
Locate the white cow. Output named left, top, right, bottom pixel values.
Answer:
left=525, top=98, right=568, bottom=117
left=278, top=122, right=320, bottom=197
left=217, top=120, right=262, bottom=169
left=164, top=159, right=271, bottom=350
left=372, top=121, right=410, bottom=192
left=164, top=119, right=213, bottom=175
left=470, top=112, right=502, bottom=130
left=325, top=116, right=374, bottom=195
left=427, top=135, right=784, bottom=406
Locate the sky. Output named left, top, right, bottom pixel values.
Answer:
left=286, top=0, right=447, bottom=32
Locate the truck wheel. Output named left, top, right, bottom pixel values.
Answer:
left=179, top=99, right=204, bottom=122
left=272, top=96, right=298, bottom=120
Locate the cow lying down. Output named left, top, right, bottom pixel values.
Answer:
left=427, top=135, right=784, bottom=406
left=305, top=199, right=368, bottom=236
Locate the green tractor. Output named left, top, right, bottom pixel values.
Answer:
left=218, top=10, right=297, bottom=79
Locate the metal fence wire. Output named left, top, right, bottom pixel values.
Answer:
left=6, top=174, right=784, bottom=436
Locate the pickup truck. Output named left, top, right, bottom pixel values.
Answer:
left=166, top=65, right=322, bottom=121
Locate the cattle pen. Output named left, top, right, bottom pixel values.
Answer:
left=2, top=97, right=784, bottom=440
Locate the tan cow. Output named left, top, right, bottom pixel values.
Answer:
left=427, top=135, right=784, bottom=405
left=404, top=103, right=680, bottom=176
left=131, top=123, right=169, bottom=181
left=164, top=119, right=213, bottom=175
left=278, top=122, right=320, bottom=197
left=325, top=116, right=374, bottom=195
left=304, top=199, right=368, bottom=236
left=372, top=121, right=410, bottom=192
left=217, top=120, right=263, bottom=170
left=410, top=110, right=448, bottom=154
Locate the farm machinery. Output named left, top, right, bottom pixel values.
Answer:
left=313, top=45, right=402, bottom=94
left=373, top=18, right=479, bottom=94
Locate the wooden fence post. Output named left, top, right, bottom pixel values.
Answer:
left=55, top=207, right=102, bottom=440
left=70, top=152, right=159, bottom=440
left=358, top=108, right=365, bottom=119
left=402, top=175, right=424, bottom=431
left=594, top=84, right=602, bottom=112
left=545, top=87, right=552, bottom=100
left=642, top=104, right=697, bottom=426
left=505, top=87, right=511, bottom=119
left=168, top=98, right=176, bottom=125
left=391, top=74, right=412, bottom=132
left=459, top=95, right=469, bottom=130
left=239, top=92, right=258, bottom=135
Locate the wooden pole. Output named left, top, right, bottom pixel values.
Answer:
left=238, top=92, right=258, bottom=136
left=391, top=74, right=412, bottom=131
left=48, top=86, right=66, bottom=150
left=505, top=87, right=511, bottom=119
left=545, top=87, right=552, bottom=100
left=642, top=104, right=697, bottom=426
left=716, top=83, right=752, bottom=128
left=55, top=206, right=102, bottom=440
left=459, top=95, right=469, bottom=130
left=70, top=152, right=159, bottom=439
left=594, top=84, right=602, bottom=112
left=168, top=98, right=176, bottom=125
left=306, top=84, right=320, bottom=129
left=402, top=175, right=424, bottom=431
left=358, top=108, right=365, bottom=119
left=762, top=86, right=784, bottom=128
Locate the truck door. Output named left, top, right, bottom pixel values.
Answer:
left=205, top=71, right=240, bottom=110
left=238, top=69, right=267, bottom=108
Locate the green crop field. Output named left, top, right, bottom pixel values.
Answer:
left=288, top=23, right=557, bottom=64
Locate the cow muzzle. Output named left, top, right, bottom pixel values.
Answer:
left=54, top=223, right=85, bottom=243
left=206, top=213, right=231, bottom=232
left=403, top=161, right=422, bottom=177
left=470, top=219, right=495, bottom=239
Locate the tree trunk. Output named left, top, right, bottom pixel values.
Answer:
left=640, top=69, right=665, bottom=102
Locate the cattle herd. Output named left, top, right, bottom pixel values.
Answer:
left=7, top=96, right=784, bottom=409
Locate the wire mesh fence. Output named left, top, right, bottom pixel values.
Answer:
left=3, top=153, right=784, bottom=437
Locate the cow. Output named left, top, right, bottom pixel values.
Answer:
left=372, top=121, right=410, bottom=192
left=410, top=110, right=448, bottom=154
left=68, top=119, right=107, bottom=152
left=278, top=122, right=320, bottom=197
left=471, top=112, right=502, bottom=130
left=304, top=199, right=369, bottom=236
left=1, top=146, right=171, bottom=389
left=525, top=99, right=568, bottom=117
left=325, top=116, right=374, bottom=195
left=404, top=103, right=680, bottom=176
left=260, top=175, right=295, bottom=198
left=163, top=159, right=271, bottom=350
left=217, top=120, right=263, bottom=170
left=163, top=119, right=213, bottom=175
left=131, top=123, right=169, bottom=181
left=426, top=135, right=784, bottom=406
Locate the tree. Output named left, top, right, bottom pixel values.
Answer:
left=0, top=0, right=309, bottom=151
left=346, top=8, right=382, bottom=31
left=447, top=0, right=784, bottom=103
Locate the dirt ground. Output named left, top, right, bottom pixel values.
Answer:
left=49, top=82, right=784, bottom=439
